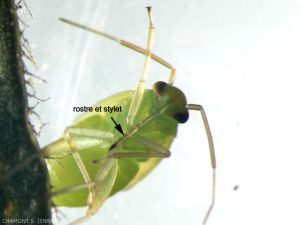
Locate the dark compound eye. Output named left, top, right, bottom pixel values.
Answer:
left=173, top=110, right=189, bottom=123
left=153, top=81, right=168, bottom=95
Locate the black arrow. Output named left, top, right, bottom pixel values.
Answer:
left=111, top=117, right=124, bottom=135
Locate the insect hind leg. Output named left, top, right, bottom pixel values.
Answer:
left=66, top=159, right=118, bottom=225
left=49, top=159, right=117, bottom=225
left=64, top=127, right=94, bottom=208
left=186, top=104, right=216, bottom=225
left=62, top=126, right=114, bottom=208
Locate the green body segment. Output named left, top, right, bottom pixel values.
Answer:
left=45, top=89, right=179, bottom=207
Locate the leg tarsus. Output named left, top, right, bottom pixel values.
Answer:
left=202, top=169, right=216, bottom=225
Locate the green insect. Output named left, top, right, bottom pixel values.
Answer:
left=42, top=7, right=216, bottom=225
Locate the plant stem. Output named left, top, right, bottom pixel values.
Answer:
left=0, top=0, right=52, bottom=224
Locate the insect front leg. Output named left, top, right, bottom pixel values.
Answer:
left=127, top=7, right=156, bottom=126
left=60, top=15, right=177, bottom=84
left=186, top=104, right=216, bottom=225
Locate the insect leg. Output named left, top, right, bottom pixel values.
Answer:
left=42, top=127, right=114, bottom=157
left=68, top=159, right=118, bottom=225
left=51, top=182, right=96, bottom=198
left=4, top=125, right=112, bottom=179
left=186, top=104, right=216, bottom=225
left=63, top=127, right=114, bottom=209
left=64, top=128, right=93, bottom=208
left=59, top=19, right=176, bottom=84
left=126, top=7, right=155, bottom=126
left=120, top=40, right=177, bottom=84
left=108, top=135, right=171, bottom=158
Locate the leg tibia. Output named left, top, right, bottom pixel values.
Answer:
left=186, top=104, right=216, bottom=225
